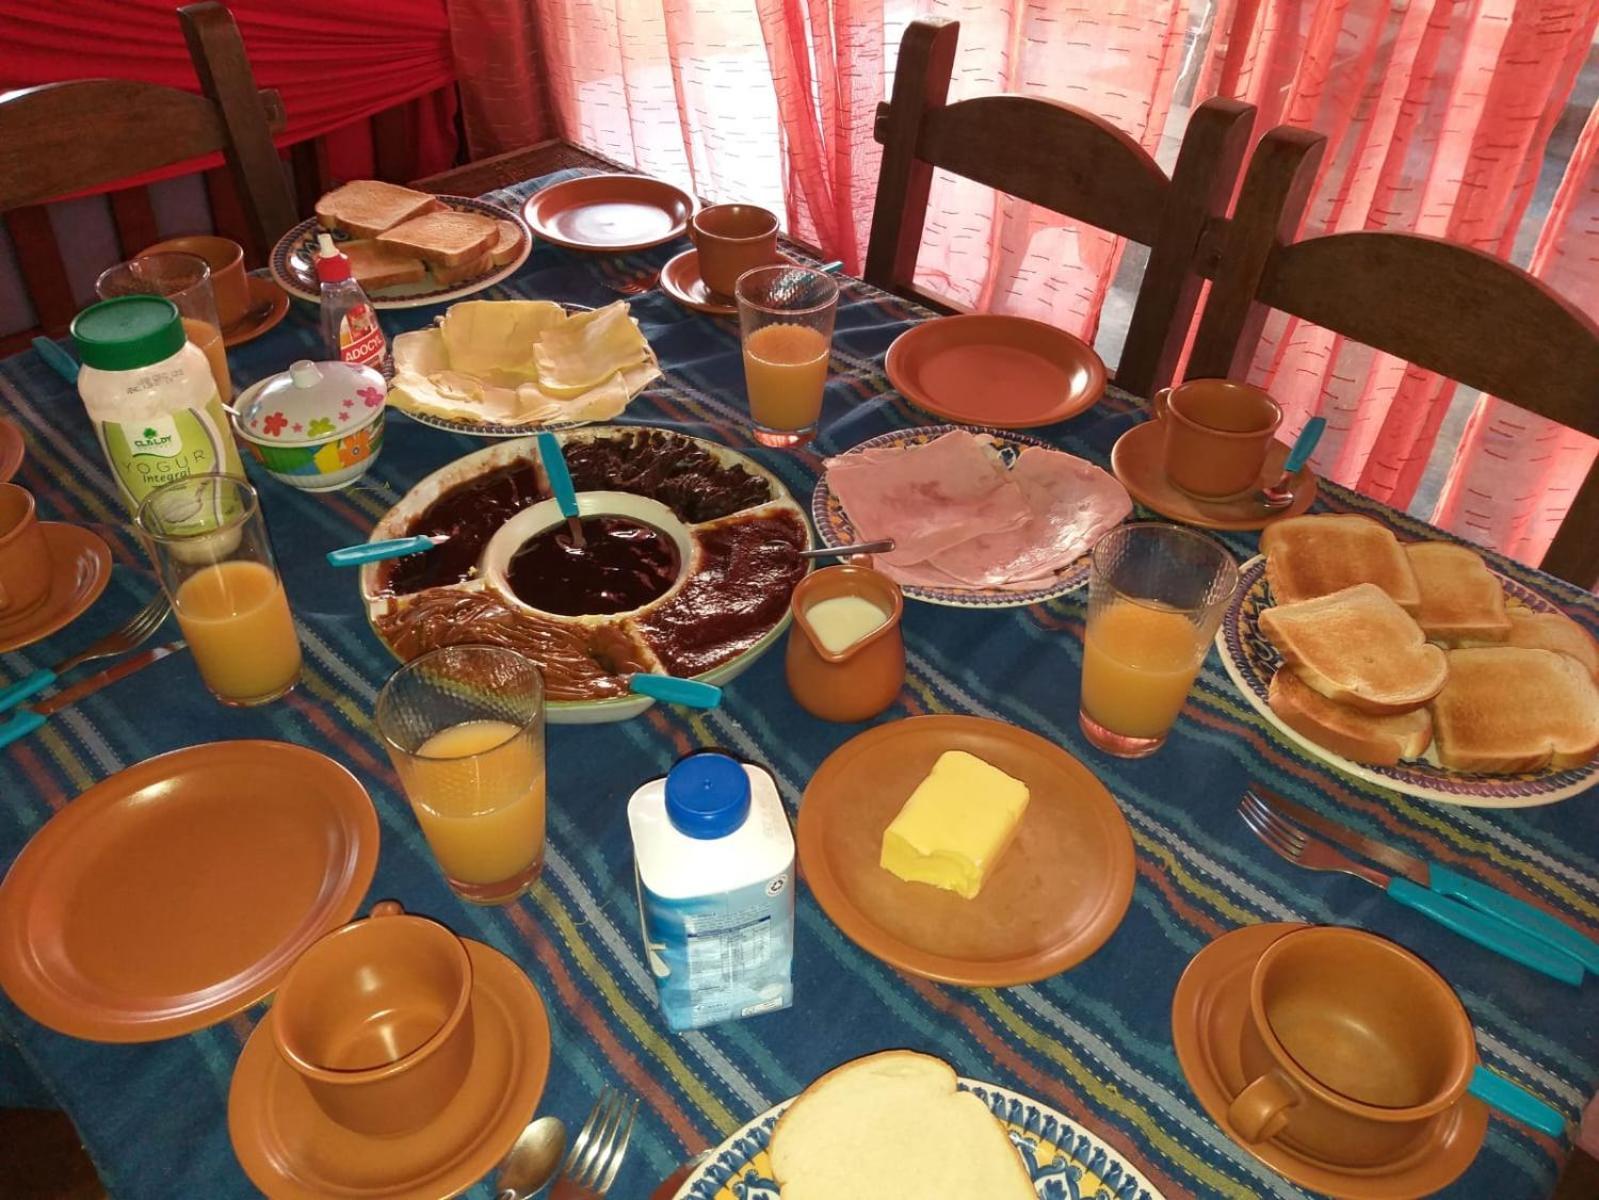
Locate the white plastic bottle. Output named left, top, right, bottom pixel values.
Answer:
left=627, top=752, right=795, bottom=1032
left=315, top=233, right=387, bottom=370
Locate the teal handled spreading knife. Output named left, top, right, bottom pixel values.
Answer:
left=327, top=534, right=448, bottom=567
left=0, top=642, right=188, bottom=750
left=629, top=674, right=723, bottom=708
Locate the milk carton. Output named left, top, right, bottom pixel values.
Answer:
left=627, top=752, right=795, bottom=1031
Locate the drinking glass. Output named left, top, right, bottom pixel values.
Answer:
left=376, top=646, right=547, bottom=905
left=97, top=253, right=232, bottom=402
left=135, top=473, right=301, bottom=706
left=735, top=264, right=839, bottom=447
left=1079, top=522, right=1238, bottom=757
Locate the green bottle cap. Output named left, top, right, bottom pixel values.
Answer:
left=71, top=296, right=187, bottom=372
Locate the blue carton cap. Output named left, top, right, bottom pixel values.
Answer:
left=666, top=752, right=750, bottom=839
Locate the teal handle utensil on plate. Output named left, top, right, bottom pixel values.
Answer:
left=1467, top=1066, right=1567, bottom=1138
left=1429, top=863, right=1598, bottom=977
left=0, top=670, right=56, bottom=714
left=326, top=535, right=445, bottom=567
left=629, top=675, right=723, bottom=708
left=1386, top=876, right=1584, bottom=986
left=536, top=432, right=579, bottom=521
left=0, top=709, right=45, bottom=750
left=32, top=337, right=80, bottom=384
left=1283, top=416, right=1326, bottom=475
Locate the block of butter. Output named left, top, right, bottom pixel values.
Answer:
left=879, top=750, right=1031, bottom=900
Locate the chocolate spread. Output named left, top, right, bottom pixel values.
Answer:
left=507, top=517, right=679, bottom=616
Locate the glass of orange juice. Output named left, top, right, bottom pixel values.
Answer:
left=96, top=253, right=232, bottom=403
left=136, top=473, right=302, bottom=706
left=735, top=264, right=839, bottom=447
left=376, top=646, right=547, bottom=906
left=1079, top=523, right=1238, bottom=757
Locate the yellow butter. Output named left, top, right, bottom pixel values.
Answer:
left=879, top=750, right=1030, bottom=900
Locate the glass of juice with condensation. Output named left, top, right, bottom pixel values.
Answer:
left=96, top=254, right=232, bottom=404
left=1079, top=522, right=1238, bottom=757
left=375, top=646, right=546, bottom=905
left=135, top=473, right=301, bottom=706
left=735, top=264, right=839, bottom=447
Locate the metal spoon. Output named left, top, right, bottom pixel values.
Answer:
left=1258, top=417, right=1326, bottom=510
left=495, top=1114, right=567, bottom=1200
left=800, top=538, right=895, bottom=559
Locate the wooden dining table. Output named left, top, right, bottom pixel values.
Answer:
left=0, top=162, right=1594, bottom=1200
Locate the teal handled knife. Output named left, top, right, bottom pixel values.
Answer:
left=0, top=642, right=188, bottom=749
left=326, top=534, right=448, bottom=567
left=1250, top=785, right=1598, bottom=978
left=629, top=674, right=723, bottom=708
left=536, top=431, right=585, bottom=546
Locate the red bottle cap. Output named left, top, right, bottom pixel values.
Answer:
left=315, top=232, right=351, bottom=283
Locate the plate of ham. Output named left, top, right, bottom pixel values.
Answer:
left=812, top=426, right=1132, bottom=608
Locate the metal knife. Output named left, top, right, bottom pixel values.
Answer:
left=0, top=642, right=188, bottom=750
left=1250, top=784, right=1599, bottom=976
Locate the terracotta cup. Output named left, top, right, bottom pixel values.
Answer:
left=271, top=902, right=475, bottom=1137
left=1228, top=926, right=1476, bottom=1168
left=785, top=565, right=904, bottom=722
left=1155, top=379, right=1282, bottom=500
left=144, top=235, right=248, bottom=328
left=691, top=204, right=779, bottom=297
left=0, top=483, right=52, bottom=620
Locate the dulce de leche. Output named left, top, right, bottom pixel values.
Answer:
left=785, top=565, right=904, bottom=722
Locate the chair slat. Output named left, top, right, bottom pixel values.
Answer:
left=109, top=187, right=161, bottom=259
left=373, top=106, right=415, bottom=185
left=203, top=166, right=256, bottom=261
left=5, top=207, right=75, bottom=336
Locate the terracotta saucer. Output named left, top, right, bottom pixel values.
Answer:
left=797, top=714, right=1135, bottom=986
left=1171, top=922, right=1488, bottom=1200
left=884, top=314, right=1106, bottom=429
left=0, top=417, right=23, bottom=482
left=523, top=173, right=694, bottom=252
left=660, top=247, right=793, bottom=316
left=1111, top=420, right=1317, bottom=531
left=0, top=523, right=111, bottom=654
left=0, top=741, right=379, bottom=1041
left=223, top=275, right=292, bottom=348
left=229, top=939, right=552, bottom=1200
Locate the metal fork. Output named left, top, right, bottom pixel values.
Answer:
left=551, top=1088, right=639, bottom=1199
left=0, top=592, right=171, bottom=714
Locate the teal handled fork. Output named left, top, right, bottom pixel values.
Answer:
left=0, top=592, right=170, bottom=714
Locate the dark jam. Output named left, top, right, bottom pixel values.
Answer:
left=384, top=461, right=545, bottom=594
left=507, top=517, right=679, bottom=616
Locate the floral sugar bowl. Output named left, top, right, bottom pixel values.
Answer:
left=233, top=360, right=385, bottom=492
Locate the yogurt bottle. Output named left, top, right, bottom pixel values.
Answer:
left=627, top=752, right=795, bottom=1031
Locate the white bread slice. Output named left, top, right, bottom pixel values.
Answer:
left=1261, top=514, right=1421, bottom=613
left=377, top=211, right=499, bottom=267
left=1259, top=583, right=1447, bottom=715
left=1404, top=541, right=1509, bottom=644
left=341, top=239, right=427, bottom=289
left=769, top=1052, right=1034, bottom=1200
left=1431, top=648, right=1599, bottom=774
left=1466, top=609, right=1599, bottom=680
left=1269, top=669, right=1433, bottom=766
left=490, top=219, right=524, bottom=266
left=428, top=251, right=493, bottom=287
left=315, top=180, right=442, bottom=238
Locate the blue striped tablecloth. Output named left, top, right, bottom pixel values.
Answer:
left=0, top=169, right=1594, bottom=1199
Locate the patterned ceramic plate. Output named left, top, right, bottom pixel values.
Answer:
left=811, top=425, right=1094, bottom=609
left=269, top=196, right=531, bottom=309
left=1217, top=554, right=1599, bottom=807
left=678, top=1078, right=1166, bottom=1200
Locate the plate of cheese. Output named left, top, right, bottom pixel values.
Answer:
left=796, top=715, right=1134, bottom=987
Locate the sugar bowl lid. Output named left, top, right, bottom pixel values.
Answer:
left=236, top=360, right=385, bottom=445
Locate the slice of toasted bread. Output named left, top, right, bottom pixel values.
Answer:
left=1259, top=583, right=1446, bottom=714
left=427, top=251, right=494, bottom=287
left=1269, top=669, right=1433, bottom=765
left=340, top=239, right=427, bottom=289
left=377, top=211, right=499, bottom=267
left=1404, top=541, right=1509, bottom=644
left=490, top=219, right=523, bottom=266
left=1431, top=647, right=1599, bottom=773
left=315, top=180, right=442, bottom=238
left=1261, top=514, right=1420, bottom=612
left=1464, top=609, right=1599, bottom=679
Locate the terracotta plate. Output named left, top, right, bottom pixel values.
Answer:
left=222, top=275, right=292, bottom=348
left=0, top=523, right=111, bottom=654
left=229, top=939, right=552, bottom=1200
left=797, top=715, right=1135, bottom=986
left=1172, top=923, right=1487, bottom=1200
left=523, top=174, right=694, bottom=252
left=884, top=314, right=1106, bottom=429
left=0, top=741, right=379, bottom=1041
left=660, top=247, right=793, bottom=315
left=0, top=417, right=23, bottom=482
left=1111, top=420, right=1317, bottom=531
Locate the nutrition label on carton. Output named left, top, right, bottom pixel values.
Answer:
left=685, top=911, right=773, bottom=990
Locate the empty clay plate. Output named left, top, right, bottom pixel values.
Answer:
left=0, top=523, right=111, bottom=654
left=1111, top=420, right=1317, bottom=531
left=0, top=741, right=379, bottom=1041
left=1171, top=922, right=1488, bottom=1200
left=229, top=939, right=552, bottom=1200
left=884, top=314, right=1106, bottom=429
left=523, top=174, right=694, bottom=252
left=797, top=714, right=1135, bottom=986
left=0, top=418, right=22, bottom=482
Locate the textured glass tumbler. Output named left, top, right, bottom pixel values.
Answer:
left=1079, top=523, right=1238, bottom=757
left=96, top=253, right=231, bottom=403
left=736, top=264, right=839, bottom=447
left=376, top=646, right=548, bottom=905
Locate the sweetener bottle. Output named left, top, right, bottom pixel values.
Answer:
left=315, top=233, right=387, bottom=371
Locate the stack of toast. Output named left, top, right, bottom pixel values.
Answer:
left=1257, top=514, right=1599, bottom=773
left=314, top=180, right=522, bottom=290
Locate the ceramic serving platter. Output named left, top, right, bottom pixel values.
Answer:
left=678, top=1076, right=1166, bottom=1200
left=1217, top=554, right=1599, bottom=807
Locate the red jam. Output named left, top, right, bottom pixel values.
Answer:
left=506, top=517, right=679, bottom=616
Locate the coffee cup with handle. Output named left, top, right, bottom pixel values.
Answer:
left=1155, top=378, right=1282, bottom=500
left=143, top=235, right=249, bottom=330
left=691, top=204, right=779, bottom=297
left=0, top=483, right=53, bottom=622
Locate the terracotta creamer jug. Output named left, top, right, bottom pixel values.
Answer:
left=785, top=565, right=904, bottom=722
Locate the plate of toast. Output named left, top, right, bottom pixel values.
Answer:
left=270, top=180, right=532, bottom=309
left=1217, top=513, right=1599, bottom=807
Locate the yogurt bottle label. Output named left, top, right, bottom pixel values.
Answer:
left=97, top=395, right=243, bottom=513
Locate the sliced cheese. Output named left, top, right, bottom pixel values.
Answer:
left=533, top=301, right=650, bottom=395
left=880, top=750, right=1029, bottom=900
left=440, top=298, right=565, bottom=378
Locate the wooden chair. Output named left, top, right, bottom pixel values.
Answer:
left=1189, top=127, right=1599, bottom=588
left=865, top=18, right=1255, bottom=398
left=0, top=2, right=295, bottom=346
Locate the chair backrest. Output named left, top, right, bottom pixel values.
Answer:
left=864, top=17, right=1254, bottom=398
left=1190, top=127, right=1599, bottom=587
